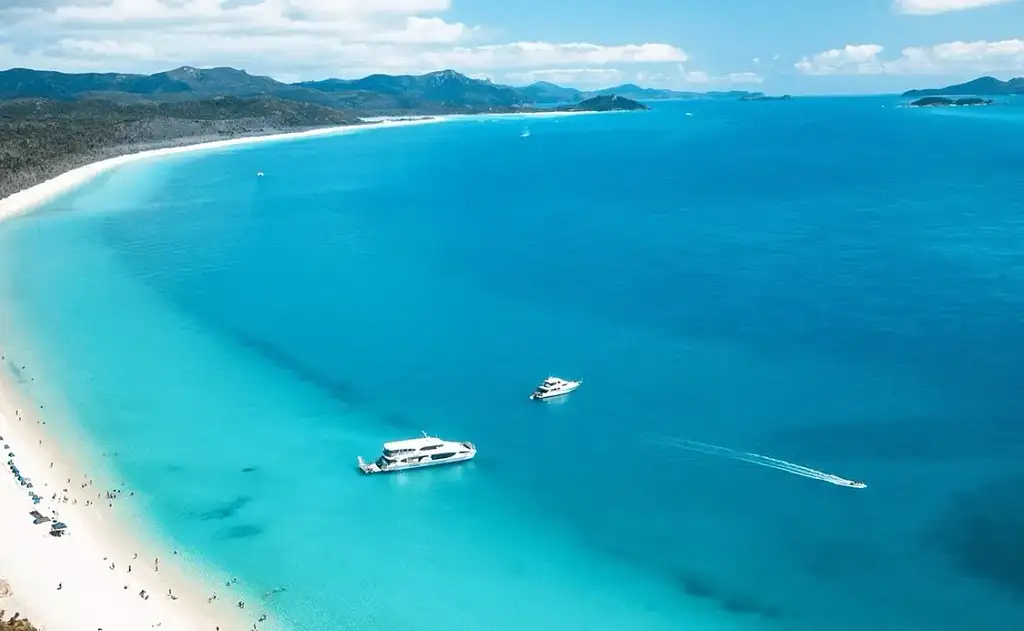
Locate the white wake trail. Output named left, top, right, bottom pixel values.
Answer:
left=657, top=438, right=866, bottom=489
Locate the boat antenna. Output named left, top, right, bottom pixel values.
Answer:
left=422, top=430, right=429, bottom=438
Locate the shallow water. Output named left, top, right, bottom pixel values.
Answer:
left=2, top=100, right=1024, bottom=631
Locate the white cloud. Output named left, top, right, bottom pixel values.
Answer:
left=794, top=44, right=886, bottom=75
left=505, top=68, right=625, bottom=87
left=0, top=0, right=699, bottom=85
left=795, top=39, right=1024, bottom=75
left=722, top=71, right=765, bottom=84
left=676, top=64, right=764, bottom=85
left=418, top=42, right=686, bottom=71
left=893, top=0, right=1016, bottom=15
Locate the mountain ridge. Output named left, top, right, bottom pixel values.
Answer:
left=902, top=76, right=1024, bottom=97
left=0, top=66, right=766, bottom=110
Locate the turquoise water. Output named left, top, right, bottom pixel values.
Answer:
left=2, top=99, right=1024, bottom=631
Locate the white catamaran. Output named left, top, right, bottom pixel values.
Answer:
left=357, top=433, right=476, bottom=474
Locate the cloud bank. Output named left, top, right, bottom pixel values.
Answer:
left=0, top=0, right=752, bottom=89
left=795, top=39, right=1024, bottom=75
left=893, top=0, right=1017, bottom=15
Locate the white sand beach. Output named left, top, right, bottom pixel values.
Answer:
left=0, top=120, right=457, bottom=631
left=0, top=117, right=458, bottom=631
left=0, top=117, right=461, bottom=631
left=0, top=375, right=265, bottom=631
left=0, top=116, right=450, bottom=223
left=0, top=108, right=593, bottom=631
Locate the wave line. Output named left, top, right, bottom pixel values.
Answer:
left=656, top=437, right=866, bottom=489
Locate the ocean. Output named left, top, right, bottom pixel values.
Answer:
left=1, top=98, right=1023, bottom=631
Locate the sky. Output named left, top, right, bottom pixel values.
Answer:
left=0, top=0, right=1022, bottom=94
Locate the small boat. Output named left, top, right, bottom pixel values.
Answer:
left=841, top=480, right=868, bottom=489
left=529, top=376, right=582, bottom=400
left=256, top=170, right=265, bottom=177
left=520, top=130, right=531, bottom=138
left=357, top=433, right=476, bottom=474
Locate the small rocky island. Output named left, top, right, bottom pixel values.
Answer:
left=909, top=96, right=993, bottom=107
left=559, top=95, right=649, bottom=112
left=739, top=94, right=792, bottom=101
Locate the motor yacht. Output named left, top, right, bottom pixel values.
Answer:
left=357, top=433, right=476, bottom=474
left=529, top=376, right=582, bottom=400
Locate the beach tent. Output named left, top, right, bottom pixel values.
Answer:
left=49, top=522, right=68, bottom=537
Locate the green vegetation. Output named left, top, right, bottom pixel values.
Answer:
left=0, top=66, right=656, bottom=199
left=739, top=94, right=793, bottom=101
left=559, top=95, right=649, bottom=112
left=903, top=76, right=1024, bottom=97
left=0, top=96, right=357, bottom=200
left=0, top=610, right=39, bottom=631
left=908, top=96, right=993, bottom=107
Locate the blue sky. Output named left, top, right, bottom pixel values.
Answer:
left=0, top=0, right=1022, bottom=94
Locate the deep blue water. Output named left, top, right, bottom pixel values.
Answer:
left=2, top=99, right=1024, bottom=631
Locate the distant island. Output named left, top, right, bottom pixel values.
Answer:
left=908, top=96, right=993, bottom=107
left=0, top=66, right=663, bottom=199
left=558, top=95, right=649, bottom=112
left=902, top=76, right=1024, bottom=97
left=739, top=94, right=793, bottom=101
left=519, top=81, right=763, bottom=104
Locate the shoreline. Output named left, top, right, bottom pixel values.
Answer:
left=0, top=116, right=449, bottom=223
left=0, top=107, right=592, bottom=631
left=0, top=116, right=449, bottom=631
left=0, top=363, right=270, bottom=631
left=0, top=108, right=595, bottom=223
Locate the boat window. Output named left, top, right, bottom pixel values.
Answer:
left=430, top=453, right=455, bottom=460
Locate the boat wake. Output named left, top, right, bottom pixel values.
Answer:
left=658, top=438, right=866, bottom=489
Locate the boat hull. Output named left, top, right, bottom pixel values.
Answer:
left=529, top=382, right=581, bottom=400
left=358, top=450, right=475, bottom=474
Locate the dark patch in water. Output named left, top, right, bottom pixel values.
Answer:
left=380, top=411, right=418, bottom=432
left=241, top=467, right=256, bottom=473
left=218, top=524, right=263, bottom=540
left=720, top=595, right=758, bottom=615
left=788, top=536, right=892, bottom=580
left=222, top=329, right=367, bottom=407
left=921, top=474, right=1024, bottom=596
left=165, top=464, right=184, bottom=473
left=3, top=357, right=28, bottom=384
left=674, top=570, right=787, bottom=621
left=199, top=495, right=251, bottom=521
left=677, top=572, right=716, bottom=598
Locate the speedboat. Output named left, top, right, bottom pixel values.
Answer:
left=529, top=376, right=582, bottom=400
left=357, top=433, right=475, bottom=474
left=836, top=479, right=867, bottom=489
